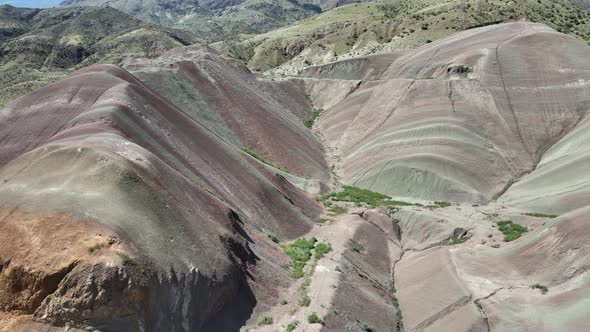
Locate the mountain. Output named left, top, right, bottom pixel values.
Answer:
left=0, top=4, right=194, bottom=107
left=59, top=0, right=374, bottom=41
left=214, top=0, right=590, bottom=74
left=2, top=20, right=590, bottom=331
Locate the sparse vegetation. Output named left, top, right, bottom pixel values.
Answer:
left=377, top=3, right=400, bottom=19
left=328, top=205, right=348, bottom=215
left=448, top=235, right=471, bottom=245
left=88, top=243, right=105, bottom=253
left=305, top=108, right=323, bottom=128
left=299, top=293, right=311, bottom=307
left=242, top=148, right=290, bottom=173
left=308, top=313, right=322, bottom=324
left=267, top=233, right=279, bottom=243
left=219, top=0, right=590, bottom=77
left=280, top=299, right=288, bottom=305
left=314, top=217, right=330, bottom=224
left=351, top=240, right=364, bottom=253
left=258, top=316, right=273, bottom=326
left=335, top=265, right=343, bottom=273
left=497, top=220, right=528, bottom=242
left=531, top=283, right=549, bottom=294
left=299, top=260, right=316, bottom=307
left=434, top=201, right=452, bottom=208
left=286, top=320, right=300, bottom=332
left=524, top=212, right=558, bottom=218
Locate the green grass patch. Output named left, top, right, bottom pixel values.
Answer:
left=284, top=237, right=317, bottom=279
left=299, top=292, right=311, bottom=307
left=258, top=316, right=273, bottom=326
left=434, top=201, right=452, bottom=207
left=286, top=320, right=300, bottom=332
left=448, top=235, right=471, bottom=246
left=314, top=217, right=330, bottom=224
left=242, top=148, right=290, bottom=173
left=305, top=108, right=323, bottom=128
left=497, top=220, right=528, bottom=242
left=531, top=283, right=549, bottom=294
left=315, top=242, right=332, bottom=259
left=524, top=212, right=558, bottom=218
left=308, top=313, right=322, bottom=324
left=328, top=205, right=348, bottom=215
left=319, top=185, right=416, bottom=208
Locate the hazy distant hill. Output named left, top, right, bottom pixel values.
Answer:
left=60, top=0, right=374, bottom=41
left=0, top=4, right=194, bottom=106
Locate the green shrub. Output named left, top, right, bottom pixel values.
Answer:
left=88, top=243, right=105, bottom=253
left=280, top=299, right=288, bottom=305
left=524, top=212, right=558, bottom=218
left=351, top=241, right=364, bottom=253
left=284, top=237, right=317, bottom=278
left=315, top=242, right=332, bottom=259
left=314, top=218, right=329, bottom=224
left=434, top=201, right=451, bottom=207
left=258, top=316, right=273, bottom=326
left=448, top=235, right=470, bottom=245
left=531, top=283, right=549, bottom=294
left=286, top=320, right=300, bottom=332
left=299, top=293, right=311, bottom=307
left=497, top=220, right=528, bottom=242
left=308, top=313, right=322, bottom=324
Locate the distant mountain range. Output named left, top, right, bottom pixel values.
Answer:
left=59, top=0, right=373, bottom=41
